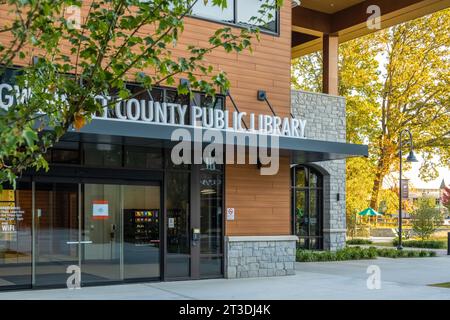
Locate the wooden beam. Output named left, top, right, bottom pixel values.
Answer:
left=292, top=6, right=331, bottom=35
left=292, top=31, right=320, bottom=48
left=322, top=34, right=339, bottom=95
left=292, top=25, right=323, bottom=38
left=331, top=0, right=425, bottom=33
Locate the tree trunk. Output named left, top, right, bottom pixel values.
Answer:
left=370, top=161, right=385, bottom=211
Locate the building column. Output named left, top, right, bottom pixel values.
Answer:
left=322, top=34, right=339, bottom=95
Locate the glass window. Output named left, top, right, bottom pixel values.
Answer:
left=295, top=190, right=307, bottom=237
left=310, top=171, right=320, bottom=188
left=165, top=148, right=191, bottom=171
left=191, top=0, right=278, bottom=33
left=125, top=146, right=163, bottom=169
left=51, top=149, right=80, bottom=164
left=0, top=182, right=32, bottom=289
left=43, top=141, right=80, bottom=165
left=83, top=143, right=122, bottom=168
left=236, top=0, right=277, bottom=32
left=200, top=95, right=225, bottom=110
left=295, top=167, right=306, bottom=188
left=292, top=166, right=323, bottom=250
left=192, top=1, right=234, bottom=23
left=166, top=89, right=190, bottom=124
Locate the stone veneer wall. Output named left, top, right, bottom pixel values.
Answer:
left=291, top=90, right=347, bottom=251
left=225, top=236, right=298, bottom=279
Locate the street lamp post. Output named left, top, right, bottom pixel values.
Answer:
left=398, top=129, right=418, bottom=250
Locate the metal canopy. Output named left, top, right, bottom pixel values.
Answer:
left=71, top=118, right=368, bottom=163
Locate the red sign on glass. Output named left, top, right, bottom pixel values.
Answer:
left=92, top=200, right=109, bottom=220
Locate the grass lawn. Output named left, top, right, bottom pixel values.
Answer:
left=371, top=242, right=393, bottom=247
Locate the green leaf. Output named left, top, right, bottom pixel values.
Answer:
left=22, top=128, right=38, bottom=147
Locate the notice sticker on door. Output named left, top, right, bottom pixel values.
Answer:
left=168, top=217, right=175, bottom=228
left=226, top=208, right=235, bottom=221
left=93, top=200, right=109, bottom=220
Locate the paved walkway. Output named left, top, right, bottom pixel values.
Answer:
left=1, top=257, right=450, bottom=300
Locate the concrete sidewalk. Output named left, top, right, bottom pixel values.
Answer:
left=1, top=256, right=450, bottom=300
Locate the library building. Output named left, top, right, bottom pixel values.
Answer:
left=0, top=0, right=445, bottom=290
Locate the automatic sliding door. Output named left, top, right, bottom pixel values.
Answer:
left=123, top=185, right=161, bottom=280
left=81, top=184, right=121, bottom=284
left=35, top=182, right=79, bottom=287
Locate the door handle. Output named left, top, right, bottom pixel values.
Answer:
left=66, top=241, right=93, bottom=245
left=192, top=228, right=200, bottom=245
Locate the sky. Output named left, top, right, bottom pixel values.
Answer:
left=382, top=154, right=450, bottom=190
left=403, top=156, right=450, bottom=189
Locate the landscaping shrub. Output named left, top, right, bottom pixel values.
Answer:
left=346, top=239, right=373, bottom=245
left=296, top=246, right=436, bottom=262
left=392, top=239, right=446, bottom=249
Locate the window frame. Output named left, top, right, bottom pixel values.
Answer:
left=190, top=0, right=280, bottom=36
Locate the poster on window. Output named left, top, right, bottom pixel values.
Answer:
left=93, top=200, right=109, bottom=220
left=0, top=206, right=24, bottom=241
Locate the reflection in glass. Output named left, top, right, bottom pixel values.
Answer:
left=192, top=1, right=234, bottom=23
left=35, top=183, right=79, bottom=287
left=309, top=191, right=319, bottom=237
left=166, top=172, right=190, bottom=278
left=84, top=143, right=122, bottom=167
left=166, top=90, right=190, bottom=124
left=237, top=0, right=277, bottom=32
left=0, top=183, right=32, bottom=288
left=200, top=95, right=225, bottom=110
left=295, top=167, right=306, bottom=188
left=123, top=185, right=161, bottom=280
left=295, top=191, right=307, bottom=237
left=310, top=172, right=319, bottom=188
left=125, top=146, right=163, bottom=169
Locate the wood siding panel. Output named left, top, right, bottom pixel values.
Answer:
left=226, top=156, right=291, bottom=236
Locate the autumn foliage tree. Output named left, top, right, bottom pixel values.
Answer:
left=292, top=9, right=450, bottom=213
left=443, top=185, right=450, bottom=211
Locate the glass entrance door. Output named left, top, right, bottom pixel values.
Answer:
left=165, top=172, right=191, bottom=279
left=164, top=165, right=224, bottom=280
left=123, top=184, right=161, bottom=280
left=34, top=180, right=162, bottom=288
left=81, top=183, right=161, bottom=283
left=35, top=182, right=79, bottom=287
left=81, top=184, right=121, bottom=284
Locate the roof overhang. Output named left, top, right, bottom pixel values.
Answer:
left=67, top=118, right=368, bottom=164
left=292, top=0, right=450, bottom=58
